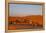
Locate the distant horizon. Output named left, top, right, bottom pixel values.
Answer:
left=9, top=15, right=43, bottom=17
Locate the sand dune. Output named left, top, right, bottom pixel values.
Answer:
left=8, top=15, right=43, bottom=30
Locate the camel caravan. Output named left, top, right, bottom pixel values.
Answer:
left=8, top=17, right=32, bottom=25
left=8, top=16, right=43, bottom=28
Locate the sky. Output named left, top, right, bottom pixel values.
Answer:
left=9, top=4, right=42, bottom=17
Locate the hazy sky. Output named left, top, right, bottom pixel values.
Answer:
left=9, top=4, right=42, bottom=17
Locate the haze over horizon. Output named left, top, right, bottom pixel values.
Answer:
left=9, top=4, right=42, bottom=17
